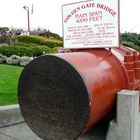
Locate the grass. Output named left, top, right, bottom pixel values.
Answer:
left=0, top=64, right=23, bottom=106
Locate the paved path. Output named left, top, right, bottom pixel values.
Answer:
left=0, top=121, right=109, bottom=140
left=0, top=122, right=41, bottom=140
left=0, top=105, right=109, bottom=140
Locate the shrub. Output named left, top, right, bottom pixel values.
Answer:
left=1, top=34, right=11, bottom=45
left=0, top=54, right=7, bottom=63
left=0, top=46, right=16, bottom=57
left=0, top=43, right=9, bottom=47
left=31, top=45, right=51, bottom=56
left=46, top=40, right=63, bottom=48
left=2, top=55, right=7, bottom=63
left=134, top=38, right=140, bottom=46
left=17, top=35, right=63, bottom=48
left=7, top=55, right=20, bottom=65
left=39, top=31, right=61, bottom=40
left=50, top=47, right=59, bottom=53
left=121, top=41, right=139, bottom=51
left=121, top=41, right=135, bottom=48
left=120, top=33, right=140, bottom=50
left=20, top=56, right=32, bottom=66
left=0, top=45, right=51, bottom=57
left=0, top=54, right=4, bottom=63
left=14, top=42, right=38, bottom=47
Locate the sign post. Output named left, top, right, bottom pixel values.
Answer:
left=62, top=0, right=120, bottom=49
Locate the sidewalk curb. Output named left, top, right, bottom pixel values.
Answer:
left=0, top=104, right=24, bottom=128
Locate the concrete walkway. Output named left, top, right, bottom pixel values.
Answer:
left=0, top=122, right=41, bottom=140
left=0, top=105, right=109, bottom=140
left=0, top=120, right=109, bottom=140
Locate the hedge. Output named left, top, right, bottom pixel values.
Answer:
left=0, top=45, right=52, bottom=57
left=14, top=42, right=38, bottom=47
left=39, top=31, right=61, bottom=40
left=17, top=35, right=63, bottom=48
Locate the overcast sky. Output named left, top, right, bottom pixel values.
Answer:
left=0, top=0, right=140, bottom=36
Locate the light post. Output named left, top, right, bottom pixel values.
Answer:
left=23, top=6, right=30, bottom=35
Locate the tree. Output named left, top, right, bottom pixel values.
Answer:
left=0, top=27, right=9, bottom=33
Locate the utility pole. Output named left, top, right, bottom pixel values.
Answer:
left=23, top=6, right=30, bottom=35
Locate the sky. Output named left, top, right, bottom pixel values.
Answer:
left=0, top=0, right=140, bottom=36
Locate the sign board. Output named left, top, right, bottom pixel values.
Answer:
left=62, top=0, right=120, bottom=49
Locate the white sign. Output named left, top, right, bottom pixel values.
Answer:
left=62, top=0, right=120, bottom=49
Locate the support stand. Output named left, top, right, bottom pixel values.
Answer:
left=106, top=90, right=140, bottom=140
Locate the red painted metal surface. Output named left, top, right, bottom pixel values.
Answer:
left=57, top=46, right=140, bottom=131
left=18, top=46, right=140, bottom=139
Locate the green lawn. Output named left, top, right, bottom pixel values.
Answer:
left=0, top=64, right=23, bottom=106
